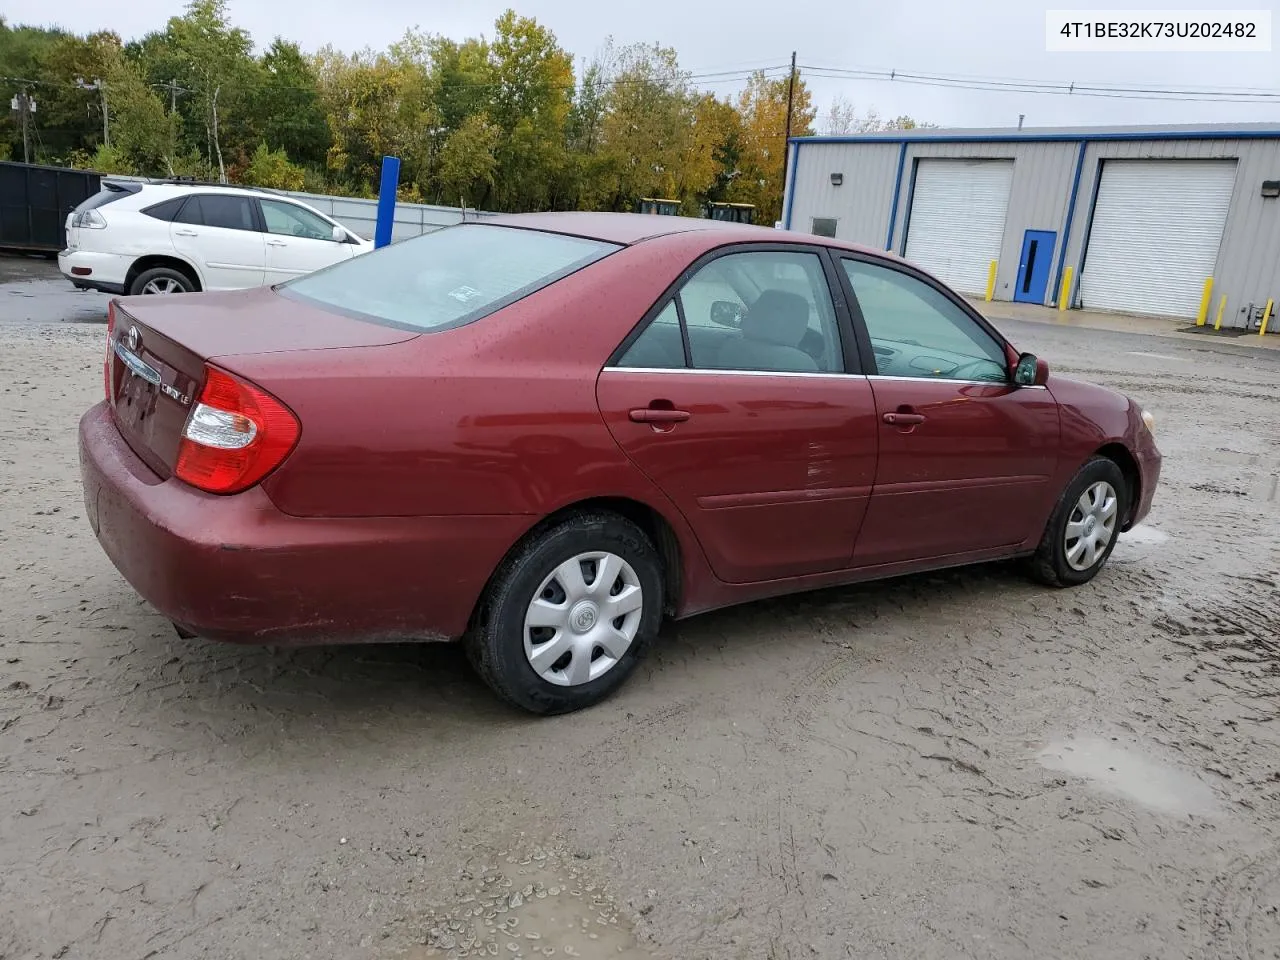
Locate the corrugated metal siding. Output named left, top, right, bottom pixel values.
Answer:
left=1063, top=138, right=1280, bottom=326
left=787, top=143, right=899, bottom=245
left=1079, top=160, right=1237, bottom=318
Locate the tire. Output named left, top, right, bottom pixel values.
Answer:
left=129, top=266, right=194, bottom=296
left=1028, top=456, right=1129, bottom=587
left=466, top=512, right=664, bottom=715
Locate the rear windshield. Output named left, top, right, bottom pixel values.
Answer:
left=278, top=224, right=620, bottom=332
left=77, top=181, right=141, bottom=211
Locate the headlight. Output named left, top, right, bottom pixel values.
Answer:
left=1141, top=409, right=1155, bottom=434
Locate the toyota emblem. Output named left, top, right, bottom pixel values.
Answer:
left=127, top=325, right=140, bottom=352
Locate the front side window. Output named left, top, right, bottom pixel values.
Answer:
left=260, top=199, right=336, bottom=241
left=677, top=250, right=843, bottom=374
left=841, top=259, right=1008, bottom=382
left=279, top=224, right=619, bottom=332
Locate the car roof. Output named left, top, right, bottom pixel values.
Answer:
left=484, top=210, right=894, bottom=260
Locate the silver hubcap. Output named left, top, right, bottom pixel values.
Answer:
left=523, top=552, right=644, bottom=687
left=141, top=277, right=183, bottom=294
left=1064, top=480, right=1119, bottom=571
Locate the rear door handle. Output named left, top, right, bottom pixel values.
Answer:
left=266, top=239, right=288, bottom=247
left=629, top=408, right=691, bottom=424
left=883, top=412, right=926, bottom=426
left=174, top=229, right=198, bottom=237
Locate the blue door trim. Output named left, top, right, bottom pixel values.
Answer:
left=782, top=142, right=800, bottom=229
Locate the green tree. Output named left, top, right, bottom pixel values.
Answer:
left=254, top=39, right=330, bottom=169
left=242, top=142, right=306, bottom=189
left=436, top=113, right=500, bottom=206
left=592, top=41, right=695, bottom=210
left=486, top=10, right=574, bottom=211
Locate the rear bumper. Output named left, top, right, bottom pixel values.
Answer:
left=78, top=401, right=530, bottom=644
left=59, top=249, right=129, bottom=294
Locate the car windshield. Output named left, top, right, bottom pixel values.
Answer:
left=278, top=223, right=620, bottom=332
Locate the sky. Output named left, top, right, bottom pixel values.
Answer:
left=6, top=0, right=1280, bottom=130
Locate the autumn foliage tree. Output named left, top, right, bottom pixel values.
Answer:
left=1, top=5, right=929, bottom=219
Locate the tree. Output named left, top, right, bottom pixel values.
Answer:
left=486, top=10, right=574, bottom=211
left=823, top=95, right=933, bottom=134
left=254, top=39, right=330, bottom=169
left=736, top=69, right=815, bottom=225
left=435, top=113, right=500, bottom=206
left=590, top=41, right=695, bottom=210
left=242, top=142, right=306, bottom=189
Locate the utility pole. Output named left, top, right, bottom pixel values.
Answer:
left=778, top=51, right=797, bottom=226
left=10, top=90, right=35, bottom=164
left=1018, top=114, right=1025, bottom=130
left=76, top=77, right=108, bottom=148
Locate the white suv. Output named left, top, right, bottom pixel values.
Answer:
left=59, top=180, right=373, bottom=296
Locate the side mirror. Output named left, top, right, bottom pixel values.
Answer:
left=710, top=300, right=745, bottom=327
left=332, top=225, right=348, bottom=243
left=1013, top=352, right=1050, bottom=386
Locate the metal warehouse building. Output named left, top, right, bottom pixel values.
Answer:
left=780, top=123, right=1280, bottom=329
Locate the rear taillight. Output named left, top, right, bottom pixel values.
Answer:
left=104, top=300, right=116, bottom=399
left=175, top=366, right=300, bottom=495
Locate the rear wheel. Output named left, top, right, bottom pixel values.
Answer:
left=466, top=512, right=664, bottom=715
left=1028, top=456, right=1128, bottom=587
left=130, top=266, right=193, bottom=296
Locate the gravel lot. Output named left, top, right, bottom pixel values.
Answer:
left=2, top=255, right=1278, bottom=960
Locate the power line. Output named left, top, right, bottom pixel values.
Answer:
left=799, top=64, right=1280, bottom=104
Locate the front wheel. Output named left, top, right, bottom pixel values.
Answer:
left=466, top=512, right=665, bottom=715
left=1028, top=457, right=1128, bottom=587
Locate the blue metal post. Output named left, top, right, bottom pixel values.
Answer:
left=374, top=156, right=401, bottom=249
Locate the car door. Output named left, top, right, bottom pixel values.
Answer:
left=170, top=194, right=266, bottom=290
left=596, top=245, right=878, bottom=584
left=835, top=255, right=1060, bottom=568
left=258, top=198, right=355, bottom=283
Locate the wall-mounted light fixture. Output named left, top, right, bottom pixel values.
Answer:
left=830, top=172, right=843, bottom=186
left=1262, top=180, right=1280, bottom=198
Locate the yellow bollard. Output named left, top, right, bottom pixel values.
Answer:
left=1058, top=266, right=1073, bottom=312
left=1214, top=294, right=1226, bottom=331
left=1196, top=277, right=1214, bottom=326
left=1260, top=299, right=1275, bottom=337
left=985, top=260, right=998, bottom=302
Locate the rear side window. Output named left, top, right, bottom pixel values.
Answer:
left=279, top=224, right=620, bottom=332
left=174, top=195, right=258, bottom=232
left=141, top=197, right=188, bottom=221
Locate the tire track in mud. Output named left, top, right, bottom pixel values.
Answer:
left=1201, top=847, right=1280, bottom=960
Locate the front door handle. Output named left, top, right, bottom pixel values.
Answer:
left=630, top=408, right=691, bottom=424
left=883, top=412, right=926, bottom=426
left=174, top=229, right=198, bottom=237
left=266, top=239, right=288, bottom=247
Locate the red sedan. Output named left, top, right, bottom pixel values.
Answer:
left=79, top=212, right=1161, bottom=714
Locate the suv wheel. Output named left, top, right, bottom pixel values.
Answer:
left=130, top=267, right=193, bottom=296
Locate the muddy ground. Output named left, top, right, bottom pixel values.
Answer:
left=1, top=255, right=1278, bottom=960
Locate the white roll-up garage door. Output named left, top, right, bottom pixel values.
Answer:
left=1079, top=159, right=1237, bottom=319
left=903, top=159, right=1013, bottom=294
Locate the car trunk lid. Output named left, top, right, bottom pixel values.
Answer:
left=107, top=287, right=418, bottom=478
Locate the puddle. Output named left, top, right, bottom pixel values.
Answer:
left=400, top=842, right=653, bottom=960
left=1037, top=736, right=1219, bottom=817
left=1111, top=525, right=1170, bottom=564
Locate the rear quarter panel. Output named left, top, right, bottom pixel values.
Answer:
left=238, top=233, right=723, bottom=520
